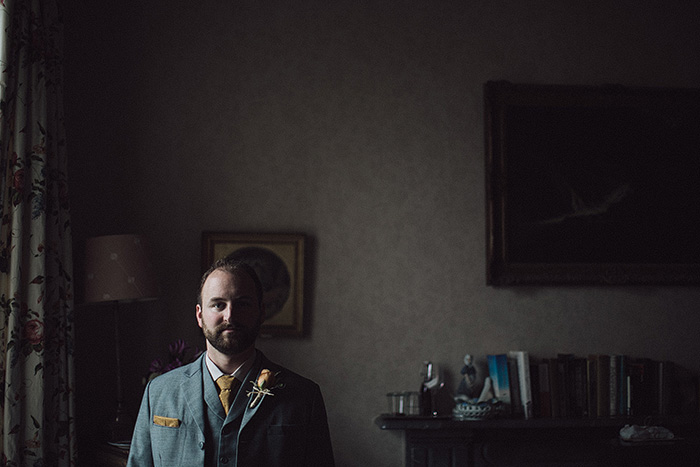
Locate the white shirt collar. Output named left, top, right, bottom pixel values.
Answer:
left=205, top=349, right=257, bottom=383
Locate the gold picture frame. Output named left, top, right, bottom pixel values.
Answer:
left=201, top=232, right=305, bottom=336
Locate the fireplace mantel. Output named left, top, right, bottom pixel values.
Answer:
left=376, top=414, right=700, bottom=466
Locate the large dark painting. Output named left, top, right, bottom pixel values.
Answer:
left=485, top=81, right=700, bottom=285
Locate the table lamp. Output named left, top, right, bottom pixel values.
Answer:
left=84, top=234, right=159, bottom=443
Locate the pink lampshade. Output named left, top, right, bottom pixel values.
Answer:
left=84, top=234, right=159, bottom=303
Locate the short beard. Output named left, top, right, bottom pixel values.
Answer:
left=202, top=316, right=263, bottom=356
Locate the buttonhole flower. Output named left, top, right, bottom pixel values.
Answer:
left=248, top=369, right=283, bottom=408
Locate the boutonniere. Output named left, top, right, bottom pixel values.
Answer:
left=248, top=369, right=283, bottom=408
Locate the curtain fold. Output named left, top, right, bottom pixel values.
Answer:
left=0, top=0, right=76, bottom=465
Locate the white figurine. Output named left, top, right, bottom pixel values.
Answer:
left=456, top=354, right=479, bottom=400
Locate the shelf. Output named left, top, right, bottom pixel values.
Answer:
left=376, top=413, right=700, bottom=431
left=377, top=414, right=625, bottom=429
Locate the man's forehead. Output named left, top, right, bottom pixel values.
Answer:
left=202, top=269, right=255, bottom=295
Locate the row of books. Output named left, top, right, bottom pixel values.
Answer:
left=487, top=352, right=699, bottom=419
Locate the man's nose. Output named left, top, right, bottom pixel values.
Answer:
left=222, top=304, right=233, bottom=322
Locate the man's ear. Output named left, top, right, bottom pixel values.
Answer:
left=195, top=304, right=203, bottom=328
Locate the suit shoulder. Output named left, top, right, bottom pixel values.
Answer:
left=261, top=359, right=321, bottom=393
left=279, top=367, right=318, bottom=387
left=147, top=357, right=202, bottom=388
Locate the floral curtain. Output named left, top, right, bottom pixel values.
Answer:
left=0, top=0, right=76, bottom=465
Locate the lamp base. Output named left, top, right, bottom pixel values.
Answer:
left=108, top=403, right=134, bottom=444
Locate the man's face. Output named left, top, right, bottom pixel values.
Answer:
left=196, top=269, right=265, bottom=356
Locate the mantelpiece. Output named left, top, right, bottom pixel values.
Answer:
left=376, top=414, right=700, bottom=467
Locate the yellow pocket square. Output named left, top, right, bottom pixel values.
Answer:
left=153, top=415, right=181, bottom=427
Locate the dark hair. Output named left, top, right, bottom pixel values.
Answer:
left=197, top=258, right=264, bottom=306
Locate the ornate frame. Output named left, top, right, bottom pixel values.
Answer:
left=202, top=232, right=305, bottom=336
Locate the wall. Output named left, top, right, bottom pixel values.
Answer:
left=62, top=1, right=700, bottom=466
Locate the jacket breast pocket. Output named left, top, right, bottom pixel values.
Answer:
left=267, top=424, right=303, bottom=436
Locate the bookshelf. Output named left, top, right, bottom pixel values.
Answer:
left=485, top=352, right=698, bottom=420
left=376, top=352, right=700, bottom=466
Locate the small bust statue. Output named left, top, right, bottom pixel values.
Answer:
left=456, top=354, right=479, bottom=401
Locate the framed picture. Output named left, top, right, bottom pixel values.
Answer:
left=202, top=232, right=305, bottom=336
left=484, top=81, right=700, bottom=285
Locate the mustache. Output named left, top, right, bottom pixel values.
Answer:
left=215, top=323, right=248, bottom=332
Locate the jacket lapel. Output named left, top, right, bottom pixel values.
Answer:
left=229, top=351, right=263, bottom=422
left=190, top=350, right=280, bottom=429
left=182, top=354, right=213, bottom=433
left=240, top=352, right=280, bottom=430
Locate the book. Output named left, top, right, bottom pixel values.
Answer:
left=509, top=350, right=533, bottom=419
left=537, top=360, right=552, bottom=418
left=628, top=358, right=656, bottom=417
left=488, top=354, right=512, bottom=411
left=616, top=355, right=629, bottom=416
left=507, top=354, right=523, bottom=417
left=556, top=354, right=573, bottom=418
left=558, top=354, right=587, bottom=418
left=530, top=362, right=541, bottom=417
left=586, top=355, right=597, bottom=418
left=596, top=354, right=611, bottom=418
left=610, top=355, right=618, bottom=417
left=627, top=359, right=645, bottom=416
left=571, top=356, right=587, bottom=418
left=548, top=358, right=560, bottom=418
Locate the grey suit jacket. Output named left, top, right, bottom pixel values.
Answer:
left=127, top=351, right=334, bottom=467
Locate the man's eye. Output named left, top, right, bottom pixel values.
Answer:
left=212, top=302, right=227, bottom=311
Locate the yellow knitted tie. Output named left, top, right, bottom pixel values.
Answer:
left=216, top=375, right=240, bottom=415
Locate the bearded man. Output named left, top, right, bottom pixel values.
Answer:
left=127, top=258, right=334, bottom=467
